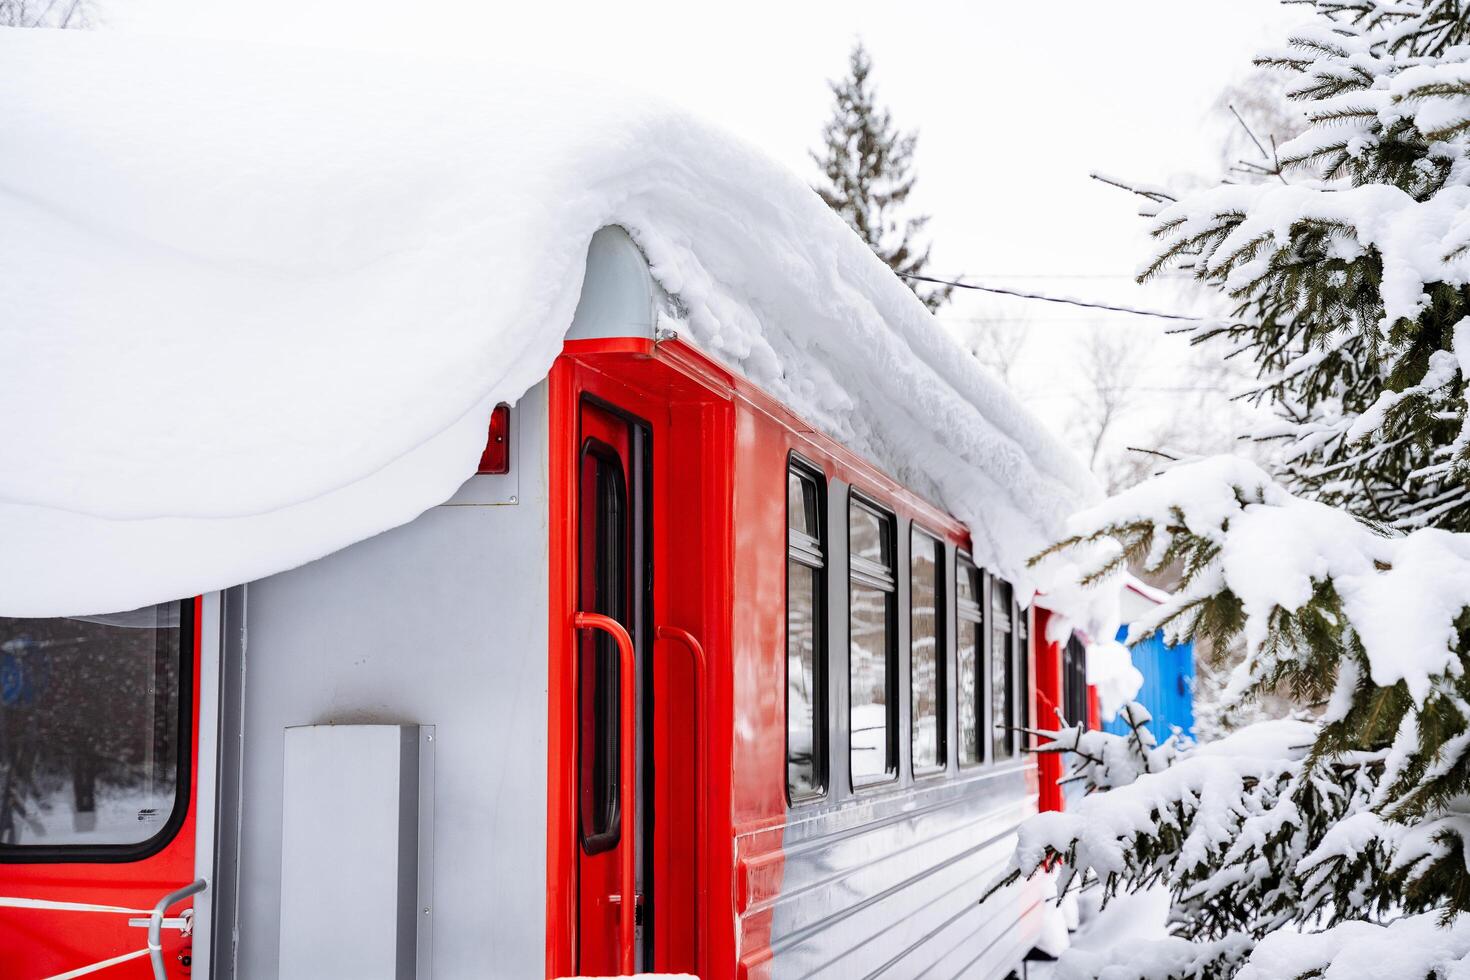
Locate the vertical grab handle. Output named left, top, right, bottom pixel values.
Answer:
left=148, top=878, right=207, bottom=980
left=654, top=625, right=707, bottom=979
left=572, top=611, right=638, bottom=976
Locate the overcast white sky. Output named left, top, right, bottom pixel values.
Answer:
left=115, top=0, right=1300, bottom=475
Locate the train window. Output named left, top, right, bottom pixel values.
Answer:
left=0, top=601, right=192, bottom=859
left=850, top=504, right=891, bottom=566
left=956, top=559, right=983, bottom=767
left=991, top=578, right=1016, bottom=760
left=580, top=442, right=627, bottom=852
left=1063, top=635, right=1089, bottom=728
left=787, top=462, right=827, bottom=802
left=849, top=496, right=897, bottom=787
left=910, top=528, right=945, bottom=774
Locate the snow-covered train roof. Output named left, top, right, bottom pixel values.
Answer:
left=0, top=29, right=1097, bottom=617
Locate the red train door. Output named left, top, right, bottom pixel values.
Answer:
left=575, top=399, right=650, bottom=974
left=0, top=598, right=203, bottom=979
left=552, top=348, right=716, bottom=978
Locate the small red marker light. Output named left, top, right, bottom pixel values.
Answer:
left=477, top=404, right=510, bottom=474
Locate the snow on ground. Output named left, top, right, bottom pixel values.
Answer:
left=0, top=28, right=1103, bottom=624
left=1027, top=886, right=1172, bottom=980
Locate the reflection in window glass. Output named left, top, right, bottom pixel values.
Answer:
left=788, top=471, right=814, bottom=538
left=957, top=561, right=982, bottom=766
left=911, top=529, right=944, bottom=773
left=850, top=583, right=891, bottom=782
left=992, top=579, right=1015, bottom=760
left=849, top=506, right=890, bottom=567
left=850, top=498, right=896, bottom=785
left=787, top=464, right=826, bottom=802
left=0, top=603, right=187, bottom=848
left=787, top=559, right=821, bottom=798
left=958, top=621, right=981, bottom=765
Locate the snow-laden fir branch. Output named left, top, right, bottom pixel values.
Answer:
left=1121, top=0, right=1470, bottom=536
left=1007, top=10, right=1470, bottom=964
left=1017, top=454, right=1470, bottom=977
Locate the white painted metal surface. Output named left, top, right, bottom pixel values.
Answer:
left=278, top=725, right=430, bottom=980
left=224, top=383, right=551, bottom=978
left=564, top=226, right=666, bottom=342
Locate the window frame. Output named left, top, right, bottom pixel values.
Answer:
left=785, top=455, right=829, bottom=806
left=909, top=525, right=947, bottom=777
left=847, top=491, right=899, bottom=790
left=0, top=598, right=197, bottom=865
left=955, top=553, right=985, bottom=770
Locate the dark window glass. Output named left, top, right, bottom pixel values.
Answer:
left=1063, top=636, right=1089, bottom=728
left=0, top=602, right=189, bottom=852
left=787, top=464, right=826, bottom=802
left=579, top=442, right=626, bottom=852
left=850, top=498, right=896, bottom=785
left=911, top=529, right=944, bottom=773
left=956, top=560, right=983, bottom=767
left=991, top=578, right=1015, bottom=760
left=957, top=561, right=977, bottom=605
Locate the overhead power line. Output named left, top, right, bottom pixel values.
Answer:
left=951, top=273, right=1190, bottom=280
left=899, top=273, right=1204, bottom=323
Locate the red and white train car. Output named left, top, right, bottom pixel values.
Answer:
left=0, top=35, right=1102, bottom=980
left=0, top=229, right=1090, bottom=979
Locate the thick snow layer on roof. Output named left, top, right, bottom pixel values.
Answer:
left=0, top=29, right=1096, bottom=617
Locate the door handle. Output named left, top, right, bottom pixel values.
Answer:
left=655, top=625, right=706, bottom=979
left=572, top=612, right=637, bottom=975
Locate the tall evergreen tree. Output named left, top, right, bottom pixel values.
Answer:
left=812, top=42, right=953, bottom=312
left=996, top=3, right=1470, bottom=976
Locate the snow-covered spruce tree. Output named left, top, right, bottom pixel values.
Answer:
left=1148, top=0, right=1470, bottom=533
left=812, top=42, right=952, bottom=312
left=995, top=3, right=1470, bottom=977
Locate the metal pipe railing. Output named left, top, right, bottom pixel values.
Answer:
left=147, top=879, right=208, bottom=979
left=1, top=876, right=206, bottom=980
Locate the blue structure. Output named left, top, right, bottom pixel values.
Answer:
left=1105, top=625, right=1196, bottom=740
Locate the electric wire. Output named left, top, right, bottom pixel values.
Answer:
left=898, top=272, right=1204, bottom=323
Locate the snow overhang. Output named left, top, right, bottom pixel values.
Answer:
left=0, top=29, right=1097, bottom=617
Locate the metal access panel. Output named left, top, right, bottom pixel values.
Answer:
left=278, top=724, right=434, bottom=980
